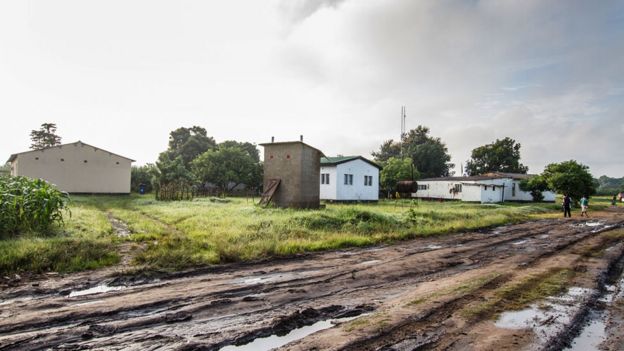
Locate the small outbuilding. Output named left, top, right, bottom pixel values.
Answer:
left=414, top=172, right=556, bottom=203
left=7, top=141, right=134, bottom=194
left=260, top=140, right=324, bottom=209
left=320, top=156, right=381, bottom=202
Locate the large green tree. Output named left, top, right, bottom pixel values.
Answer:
left=30, top=123, right=62, bottom=150
left=465, top=137, right=528, bottom=175
left=540, top=160, right=596, bottom=201
left=380, top=157, right=418, bottom=193
left=371, top=140, right=401, bottom=163
left=218, top=140, right=260, bottom=163
left=192, top=146, right=261, bottom=193
left=372, top=126, right=453, bottom=178
left=153, top=154, right=194, bottom=188
left=163, top=126, right=217, bottom=168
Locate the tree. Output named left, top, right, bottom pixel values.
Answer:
left=153, top=154, right=194, bottom=190
left=372, top=126, right=453, bottom=178
left=540, top=160, right=596, bottom=201
left=30, top=123, right=62, bottom=150
left=218, top=140, right=260, bottom=163
left=519, top=175, right=550, bottom=202
left=371, top=140, right=401, bottom=163
left=191, top=146, right=261, bottom=194
left=403, top=126, right=453, bottom=178
left=465, top=137, right=528, bottom=175
left=380, top=157, right=418, bottom=193
left=163, top=126, right=216, bottom=168
left=131, top=164, right=158, bottom=193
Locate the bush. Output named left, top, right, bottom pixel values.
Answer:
left=0, top=176, right=70, bottom=237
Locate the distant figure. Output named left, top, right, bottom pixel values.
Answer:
left=139, top=183, right=146, bottom=195
left=563, top=194, right=572, bottom=218
left=580, top=196, right=589, bottom=217
left=613, top=195, right=618, bottom=207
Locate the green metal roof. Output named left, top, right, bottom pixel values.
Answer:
left=321, top=156, right=382, bottom=169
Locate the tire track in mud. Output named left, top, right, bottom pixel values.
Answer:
left=1, top=216, right=623, bottom=350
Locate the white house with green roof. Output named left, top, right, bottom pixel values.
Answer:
left=320, top=156, right=381, bottom=201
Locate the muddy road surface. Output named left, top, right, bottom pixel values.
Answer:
left=1, top=211, right=624, bottom=351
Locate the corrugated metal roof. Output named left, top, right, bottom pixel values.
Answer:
left=321, top=156, right=382, bottom=169
left=420, top=172, right=532, bottom=182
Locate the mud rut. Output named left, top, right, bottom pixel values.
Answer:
left=1, top=213, right=623, bottom=351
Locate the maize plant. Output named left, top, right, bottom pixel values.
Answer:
left=0, top=176, right=70, bottom=237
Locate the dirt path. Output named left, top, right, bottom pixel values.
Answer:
left=1, top=211, right=623, bottom=351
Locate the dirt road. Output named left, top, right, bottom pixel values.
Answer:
left=1, top=211, right=624, bottom=351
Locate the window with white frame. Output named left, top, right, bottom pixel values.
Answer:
left=512, top=183, right=516, bottom=196
left=453, top=184, right=462, bottom=193
left=344, top=174, right=353, bottom=185
left=418, top=184, right=428, bottom=190
left=364, top=175, right=373, bottom=186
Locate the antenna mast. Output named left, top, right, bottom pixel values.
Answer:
left=400, top=106, right=407, bottom=158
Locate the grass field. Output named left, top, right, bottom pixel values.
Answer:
left=0, top=195, right=614, bottom=275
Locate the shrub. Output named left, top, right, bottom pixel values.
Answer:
left=0, top=176, right=70, bottom=237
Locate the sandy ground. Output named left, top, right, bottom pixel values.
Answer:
left=1, top=209, right=623, bottom=351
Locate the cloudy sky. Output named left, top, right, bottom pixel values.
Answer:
left=1, top=0, right=622, bottom=176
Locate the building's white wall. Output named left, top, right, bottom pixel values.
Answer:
left=330, top=159, right=379, bottom=201
left=320, top=166, right=338, bottom=200
left=461, top=184, right=482, bottom=202
left=13, top=143, right=132, bottom=193
left=414, top=181, right=458, bottom=200
left=480, top=184, right=504, bottom=203
left=542, top=191, right=556, bottom=202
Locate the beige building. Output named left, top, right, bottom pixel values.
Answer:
left=7, top=141, right=134, bottom=194
left=260, top=140, right=323, bottom=209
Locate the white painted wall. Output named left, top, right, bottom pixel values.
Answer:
left=320, top=165, right=338, bottom=200
left=321, top=159, right=379, bottom=201
left=10, top=142, right=132, bottom=193
left=414, top=177, right=554, bottom=203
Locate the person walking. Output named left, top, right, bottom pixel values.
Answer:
left=613, top=195, right=618, bottom=208
left=563, top=194, right=572, bottom=218
left=580, top=196, right=589, bottom=217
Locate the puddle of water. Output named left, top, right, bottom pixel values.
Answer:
left=538, top=234, right=550, bottom=239
left=232, top=272, right=299, bottom=286
left=563, top=311, right=606, bottom=351
left=68, top=284, right=125, bottom=297
left=495, top=287, right=593, bottom=344
left=425, top=244, right=443, bottom=250
left=358, top=260, right=381, bottom=266
left=512, top=240, right=528, bottom=246
left=585, top=221, right=604, bottom=227
left=219, top=315, right=361, bottom=351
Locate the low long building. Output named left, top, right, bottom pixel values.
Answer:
left=414, top=172, right=556, bottom=203
left=7, top=141, right=134, bottom=194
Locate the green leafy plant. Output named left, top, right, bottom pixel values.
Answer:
left=0, top=176, right=70, bottom=237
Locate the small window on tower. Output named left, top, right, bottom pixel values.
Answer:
left=84, top=160, right=88, bottom=163
left=60, top=158, right=64, bottom=162
left=116, top=161, right=120, bottom=165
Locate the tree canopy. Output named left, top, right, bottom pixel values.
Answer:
left=192, top=146, right=262, bottom=193
left=163, top=126, right=217, bottom=168
left=465, top=137, right=528, bottom=176
left=380, top=157, right=417, bottom=193
left=540, top=160, right=596, bottom=200
left=30, top=123, right=62, bottom=150
left=372, top=126, right=453, bottom=178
